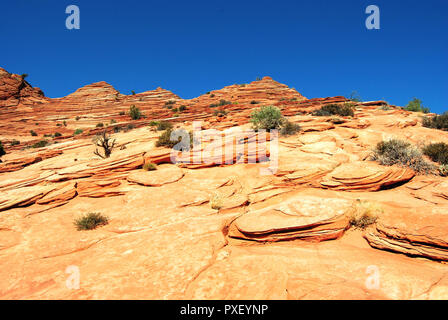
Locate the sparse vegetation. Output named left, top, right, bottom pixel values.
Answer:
left=210, top=192, right=223, bottom=210
left=179, top=105, right=187, bottom=112
left=93, top=130, right=117, bottom=159
left=119, top=111, right=125, bottom=116
left=348, top=200, right=381, bottom=229
left=370, top=139, right=435, bottom=174
left=110, top=119, right=117, bottom=124
left=422, top=142, right=448, bottom=165
left=313, top=104, right=355, bottom=117
left=348, top=91, right=362, bottom=102
left=96, top=122, right=104, bottom=128
left=11, top=140, right=20, bottom=146
left=74, top=212, right=109, bottom=231
left=213, top=109, right=228, bottom=117
left=0, top=141, right=5, bottom=159
left=250, top=106, right=285, bottom=130
left=439, top=164, right=448, bottom=177
left=21, top=73, right=28, bottom=79
left=422, top=112, right=448, bottom=131
left=131, top=90, right=136, bottom=95
left=156, top=128, right=194, bottom=151
left=54, top=132, right=62, bottom=137
left=280, top=120, right=301, bottom=136
left=143, top=163, right=157, bottom=171
left=129, top=105, right=142, bottom=120
left=210, top=99, right=231, bottom=108
left=156, top=121, right=173, bottom=131
left=31, top=140, right=49, bottom=148
left=30, top=130, right=38, bottom=136
left=74, top=129, right=83, bottom=135
left=250, top=100, right=259, bottom=104
left=405, top=98, right=430, bottom=113
left=76, top=116, right=80, bottom=121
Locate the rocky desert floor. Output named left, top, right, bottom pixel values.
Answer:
left=1, top=67, right=448, bottom=300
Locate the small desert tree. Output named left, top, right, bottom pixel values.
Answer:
left=129, top=105, right=142, bottom=120
left=405, top=98, right=430, bottom=113
left=93, top=130, right=117, bottom=159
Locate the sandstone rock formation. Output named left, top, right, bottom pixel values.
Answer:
left=1, top=66, right=448, bottom=300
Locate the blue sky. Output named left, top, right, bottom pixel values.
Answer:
left=1, top=0, right=447, bottom=113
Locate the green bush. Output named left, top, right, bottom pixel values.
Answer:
left=422, top=112, right=448, bottom=131
left=11, top=140, right=20, bottom=146
left=129, top=105, right=142, bottom=120
left=313, top=104, right=354, bottom=117
left=422, top=142, right=448, bottom=165
left=31, top=140, right=49, bottom=148
left=405, top=98, right=430, bottom=113
left=54, top=132, right=62, bottom=137
left=250, top=106, right=285, bottom=130
left=370, top=139, right=435, bottom=174
left=280, top=120, right=301, bottom=136
left=110, top=119, right=117, bottom=124
left=74, top=212, right=109, bottom=231
left=96, top=123, right=104, bottom=128
left=179, top=105, right=187, bottom=112
left=143, top=163, right=157, bottom=171
left=30, top=130, right=38, bottom=136
left=74, top=129, right=83, bottom=135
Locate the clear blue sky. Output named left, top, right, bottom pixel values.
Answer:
left=1, top=0, right=447, bottom=113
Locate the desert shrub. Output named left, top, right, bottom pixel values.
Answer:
left=213, top=109, right=228, bottom=117
left=74, top=212, right=109, bottom=231
left=439, top=165, right=448, bottom=177
left=131, top=90, right=136, bottom=95
left=422, top=142, right=448, bottom=165
left=56, top=123, right=62, bottom=127
left=156, top=128, right=194, bottom=151
left=110, top=119, right=117, bottom=124
left=129, top=105, right=142, bottom=120
left=210, top=192, right=223, bottom=210
left=63, top=121, right=67, bottom=127
left=250, top=106, right=285, bottom=130
left=348, top=200, right=381, bottom=229
left=380, top=105, right=392, bottom=111
left=370, top=139, right=435, bottom=174
left=74, top=129, right=83, bottom=135
left=149, top=121, right=160, bottom=127
left=11, top=140, right=20, bottom=146
left=119, top=111, right=125, bottom=116
left=179, top=105, right=187, bottom=112
left=280, top=120, right=301, bottom=136
left=30, top=130, right=38, bottom=136
left=250, top=100, right=259, bottom=104
left=210, top=99, right=231, bottom=108
left=143, top=163, right=157, bottom=171
left=75, top=116, right=80, bottom=121
left=422, top=112, right=448, bottom=131
left=172, top=107, right=178, bottom=112
left=348, top=91, right=362, bottom=102
left=405, top=98, right=430, bottom=113
left=96, top=123, right=104, bottom=128
left=93, top=131, right=116, bottom=159
left=127, top=124, right=136, bottom=130
left=210, top=94, right=215, bottom=98
left=31, top=140, right=48, bottom=148
left=313, top=104, right=354, bottom=117
left=0, top=141, right=5, bottom=158
left=156, top=121, right=173, bottom=131
left=54, top=132, right=62, bottom=137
